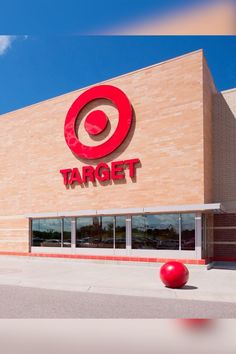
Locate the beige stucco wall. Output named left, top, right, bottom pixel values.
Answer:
left=0, top=50, right=214, bottom=251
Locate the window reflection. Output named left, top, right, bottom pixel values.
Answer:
left=132, top=214, right=179, bottom=250
left=31, top=214, right=195, bottom=251
left=76, top=216, right=126, bottom=249
left=76, top=217, right=99, bottom=248
left=76, top=216, right=114, bottom=248
left=32, top=218, right=72, bottom=247
left=63, top=218, right=72, bottom=247
left=32, top=218, right=62, bottom=247
left=115, top=216, right=126, bottom=249
left=100, top=216, right=114, bottom=248
left=181, top=213, right=195, bottom=250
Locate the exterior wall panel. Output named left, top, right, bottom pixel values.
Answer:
left=0, top=217, right=29, bottom=252
left=203, top=56, right=217, bottom=203
left=213, top=213, right=236, bottom=260
left=0, top=50, right=213, bottom=254
left=213, top=89, right=236, bottom=208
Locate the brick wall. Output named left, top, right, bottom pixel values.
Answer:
left=0, top=217, right=29, bottom=252
left=213, top=88, right=236, bottom=209
left=213, top=213, right=236, bottom=261
left=0, top=50, right=213, bottom=252
left=212, top=89, right=236, bottom=260
left=203, top=56, right=217, bottom=203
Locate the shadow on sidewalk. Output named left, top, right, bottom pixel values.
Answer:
left=209, top=262, right=236, bottom=270
left=178, top=285, right=198, bottom=290
left=166, top=285, right=198, bottom=290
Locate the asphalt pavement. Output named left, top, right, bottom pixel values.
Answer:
left=0, top=284, right=236, bottom=318
left=0, top=255, right=235, bottom=318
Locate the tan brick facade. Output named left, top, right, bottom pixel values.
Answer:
left=203, top=56, right=217, bottom=203
left=211, top=88, right=236, bottom=261
left=213, top=88, right=236, bottom=209
left=0, top=50, right=216, bottom=252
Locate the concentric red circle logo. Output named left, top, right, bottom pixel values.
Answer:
left=64, top=85, right=133, bottom=160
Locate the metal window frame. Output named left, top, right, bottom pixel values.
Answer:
left=129, top=212, right=197, bottom=251
left=195, top=212, right=202, bottom=259
left=126, top=215, right=132, bottom=250
left=113, top=216, right=116, bottom=249
left=71, top=217, right=76, bottom=250
left=179, top=214, right=181, bottom=251
left=30, top=212, right=199, bottom=254
left=60, top=218, right=63, bottom=248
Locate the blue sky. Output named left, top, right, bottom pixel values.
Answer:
left=0, top=35, right=236, bottom=114
left=0, top=0, right=210, bottom=34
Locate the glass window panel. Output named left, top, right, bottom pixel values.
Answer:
left=32, top=218, right=62, bottom=247
left=63, top=218, right=72, bottom=248
left=115, top=216, right=126, bottom=249
left=32, top=219, right=41, bottom=246
left=181, top=214, right=195, bottom=250
left=76, top=216, right=126, bottom=249
left=147, top=214, right=179, bottom=250
left=100, top=216, right=114, bottom=248
left=132, top=215, right=147, bottom=249
left=132, top=214, right=179, bottom=250
left=76, top=217, right=100, bottom=248
left=76, top=216, right=113, bottom=248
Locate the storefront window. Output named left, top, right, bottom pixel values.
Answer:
left=63, top=218, right=72, bottom=247
left=32, top=218, right=72, bottom=247
left=181, top=213, right=195, bottom=250
left=115, top=216, right=126, bottom=249
left=131, top=215, right=147, bottom=249
left=76, top=217, right=99, bottom=248
left=100, top=216, right=114, bottom=248
left=76, top=216, right=115, bottom=248
left=31, top=213, right=195, bottom=251
left=76, top=216, right=126, bottom=248
left=32, top=218, right=62, bottom=247
left=132, top=214, right=179, bottom=250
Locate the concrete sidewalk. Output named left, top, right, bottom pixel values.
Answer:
left=0, top=255, right=235, bottom=303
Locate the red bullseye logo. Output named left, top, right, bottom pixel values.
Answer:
left=64, top=85, right=133, bottom=160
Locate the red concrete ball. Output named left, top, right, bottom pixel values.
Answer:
left=160, top=261, right=189, bottom=288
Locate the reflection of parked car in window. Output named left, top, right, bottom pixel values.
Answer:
left=102, top=238, right=113, bottom=244
left=158, top=239, right=179, bottom=250
left=132, top=234, right=180, bottom=250
left=132, top=235, right=157, bottom=249
left=41, top=239, right=61, bottom=247
left=32, top=237, right=44, bottom=246
left=99, top=238, right=113, bottom=248
left=77, top=237, right=101, bottom=247
left=115, top=237, right=126, bottom=247
left=182, top=237, right=195, bottom=250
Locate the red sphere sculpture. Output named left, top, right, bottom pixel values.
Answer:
left=160, top=261, right=189, bottom=288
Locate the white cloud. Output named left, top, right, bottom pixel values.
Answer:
left=0, top=36, right=15, bottom=56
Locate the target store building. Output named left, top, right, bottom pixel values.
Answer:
left=1, top=49, right=236, bottom=265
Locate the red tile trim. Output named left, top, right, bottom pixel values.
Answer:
left=0, top=251, right=206, bottom=265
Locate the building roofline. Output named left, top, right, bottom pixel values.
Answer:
left=221, top=87, right=236, bottom=94
left=23, top=203, right=223, bottom=219
left=0, top=49, right=203, bottom=117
